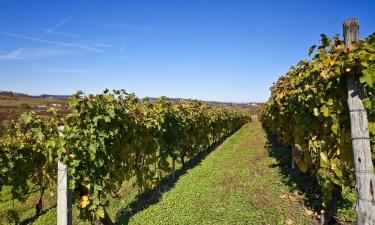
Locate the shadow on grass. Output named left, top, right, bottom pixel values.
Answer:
left=20, top=204, right=57, bottom=225
left=262, top=126, right=324, bottom=216
left=114, top=128, right=240, bottom=225
left=263, top=125, right=356, bottom=225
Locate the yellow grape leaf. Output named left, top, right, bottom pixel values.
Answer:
left=336, top=148, right=341, bottom=156
left=96, top=207, right=105, bottom=219
left=80, top=195, right=90, bottom=208
left=84, top=183, right=91, bottom=191
left=320, top=105, right=330, bottom=117
left=320, top=152, right=328, bottom=162
left=277, top=92, right=285, bottom=99
left=331, top=124, right=339, bottom=135
left=313, top=108, right=319, bottom=116
left=320, top=152, right=330, bottom=169
left=327, top=98, right=333, bottom=106
left=331, top=158, right=339, bottom=170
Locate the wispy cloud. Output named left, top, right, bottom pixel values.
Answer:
left=0, top=31, right=131, bottom=60
left=0, top=32, right=106, bottom=53
left=23, top=17, right=73, bottom=51
left=92, top=42, right=112, bottom=48
left=0, top=32, right=102, bottom=54
left=40, top=28, right=79, bottom=38
left=0, top=17, right=74, bottom=61
left=0, top=46, right=72, bottom=60
left=39, top=18, right=72, bottom=37
left=106, top=23, right=162, bottom=32
left=0, top=18, right=132, bottom=61
left=0, top=48, right=25, bottom=60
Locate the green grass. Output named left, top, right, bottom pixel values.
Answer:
left=4, top=121, right=319, bottom=224
left=127, top=121, right=315, bottom=225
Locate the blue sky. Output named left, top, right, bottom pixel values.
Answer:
left=0, top=0, right=374, bottom=102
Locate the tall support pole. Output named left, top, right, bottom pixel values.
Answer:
left=57, top=126, right=72, bottom=225
left=344, top=18, right=375, bottom=225
left=291, top=147, right=296, bottom=170
left=172, top=158, right=176, bottom=179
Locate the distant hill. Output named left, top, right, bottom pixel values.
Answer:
left=0, top=91, right=70, bottom=99
left=39, top=94, right=71, bottom=99
left=0, top=91, right=262, bottom=106
left=0, top=90, right=262, bottom=123
left=147, top=97, right=261, bottom=107
left=0, top=91, right=28, bottom=97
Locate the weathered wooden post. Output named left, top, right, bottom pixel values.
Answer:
left=57, top=126, right=72, bottom=225
left=291, top=147, right=296, bottom=170
left=344, top=18, right=375, bottom=225
left=172, top=158, right=176, bottom=179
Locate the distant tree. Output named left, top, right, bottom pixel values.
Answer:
left=20, top=103, right=31, bottom=109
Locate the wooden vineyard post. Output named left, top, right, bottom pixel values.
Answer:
left=344, top=18, right=375, bottom=225
left=291, top=147, right=296, bottom=170
left=57, top=126, right=72, bottom=225
left=172, top=158, right=176, bottom=179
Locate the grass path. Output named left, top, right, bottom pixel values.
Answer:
left=128, top=121, right=315, bottom=225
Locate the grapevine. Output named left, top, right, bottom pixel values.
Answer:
left=0, top=89, right=250, bottom=224
left=261, top=33, right=375, bottom=213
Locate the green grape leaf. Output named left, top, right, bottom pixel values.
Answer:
left=320, top=34, right=330, bottom=47
left=360, top=65, right=375, bottom=86
left=309, top=45, right=317, bottom=56
left=369, top=122, right=375, bottom=135
left=363, top=98, right=372, bottom=110
left=31, top=127, right=44, bottom=141
left=20, top=112, right=32, bottom=124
